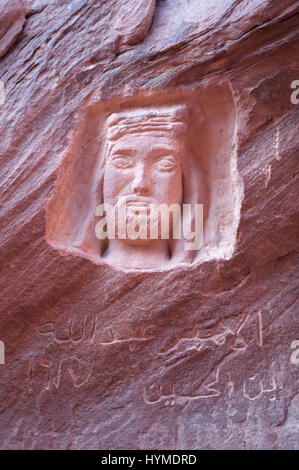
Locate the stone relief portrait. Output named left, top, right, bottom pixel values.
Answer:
left=46, top=85, right=241, bottom=271
left=95, top=105, right=208, bottom=269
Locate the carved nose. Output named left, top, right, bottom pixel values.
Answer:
left=132, top=165, right=151, bottom=194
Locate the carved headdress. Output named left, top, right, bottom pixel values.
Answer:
left=106, top=105, right=189, bottom=142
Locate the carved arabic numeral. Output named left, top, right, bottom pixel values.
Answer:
left=52, top=359, right=63, bottom=390
left=27, top=355, right=33, bottom=390
left=290, top=340, right=299, bottom=365
left=40, top=358, right=51, bottom=391
left=67, top=363, right=92, bottom=388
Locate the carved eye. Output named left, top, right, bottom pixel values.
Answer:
left=155, top=156, right=177, bottom=172
left=110, top=155, right=134, bottom=168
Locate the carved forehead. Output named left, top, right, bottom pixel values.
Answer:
left=109, top=133, right=177, bottom=151
left=106, top=105, right=188, bottom=141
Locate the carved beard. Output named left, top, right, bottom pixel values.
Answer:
left=112, top=197, right=162, bottom=244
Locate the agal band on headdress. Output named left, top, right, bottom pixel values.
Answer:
left=106, top=105, right=189, bottom=141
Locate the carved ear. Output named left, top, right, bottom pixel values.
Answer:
left=170, top=149, right=209, bottom=264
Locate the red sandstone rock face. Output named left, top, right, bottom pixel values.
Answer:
left=115, top=0, right=156, bottom=48
left=0, top=0, right=25, bottom=59
left=0, top=0, right=298, bottom=450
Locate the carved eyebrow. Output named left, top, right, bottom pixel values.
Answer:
left=109, top=147, right=135, bottom=156
left=111, top=145, right=175, bottom=155
left=149, top=144, right=176, bottom=154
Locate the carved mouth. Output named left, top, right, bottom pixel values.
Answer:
left=123, top=197, right=157, bottom=207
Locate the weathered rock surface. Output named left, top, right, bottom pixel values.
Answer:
left=115, top=0, right=156, bottom=48
left=0, top=0, right=298, bottom=450
left=0, top=0, right=25, bottom=59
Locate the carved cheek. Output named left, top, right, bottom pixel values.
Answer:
left=104, top=164, right=134, bottom=201
left=154, top=169, right=182, bottom=204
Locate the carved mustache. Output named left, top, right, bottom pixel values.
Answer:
left=115, top=196, right=159, bottom=209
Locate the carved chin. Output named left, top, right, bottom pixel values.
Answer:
left=115, top=212, right=162, bottom=244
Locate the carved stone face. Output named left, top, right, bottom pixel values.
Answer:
left=103, top=132, right=183, bottom=243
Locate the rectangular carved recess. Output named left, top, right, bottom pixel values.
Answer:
left=45, top=83, right=242, bottom=271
